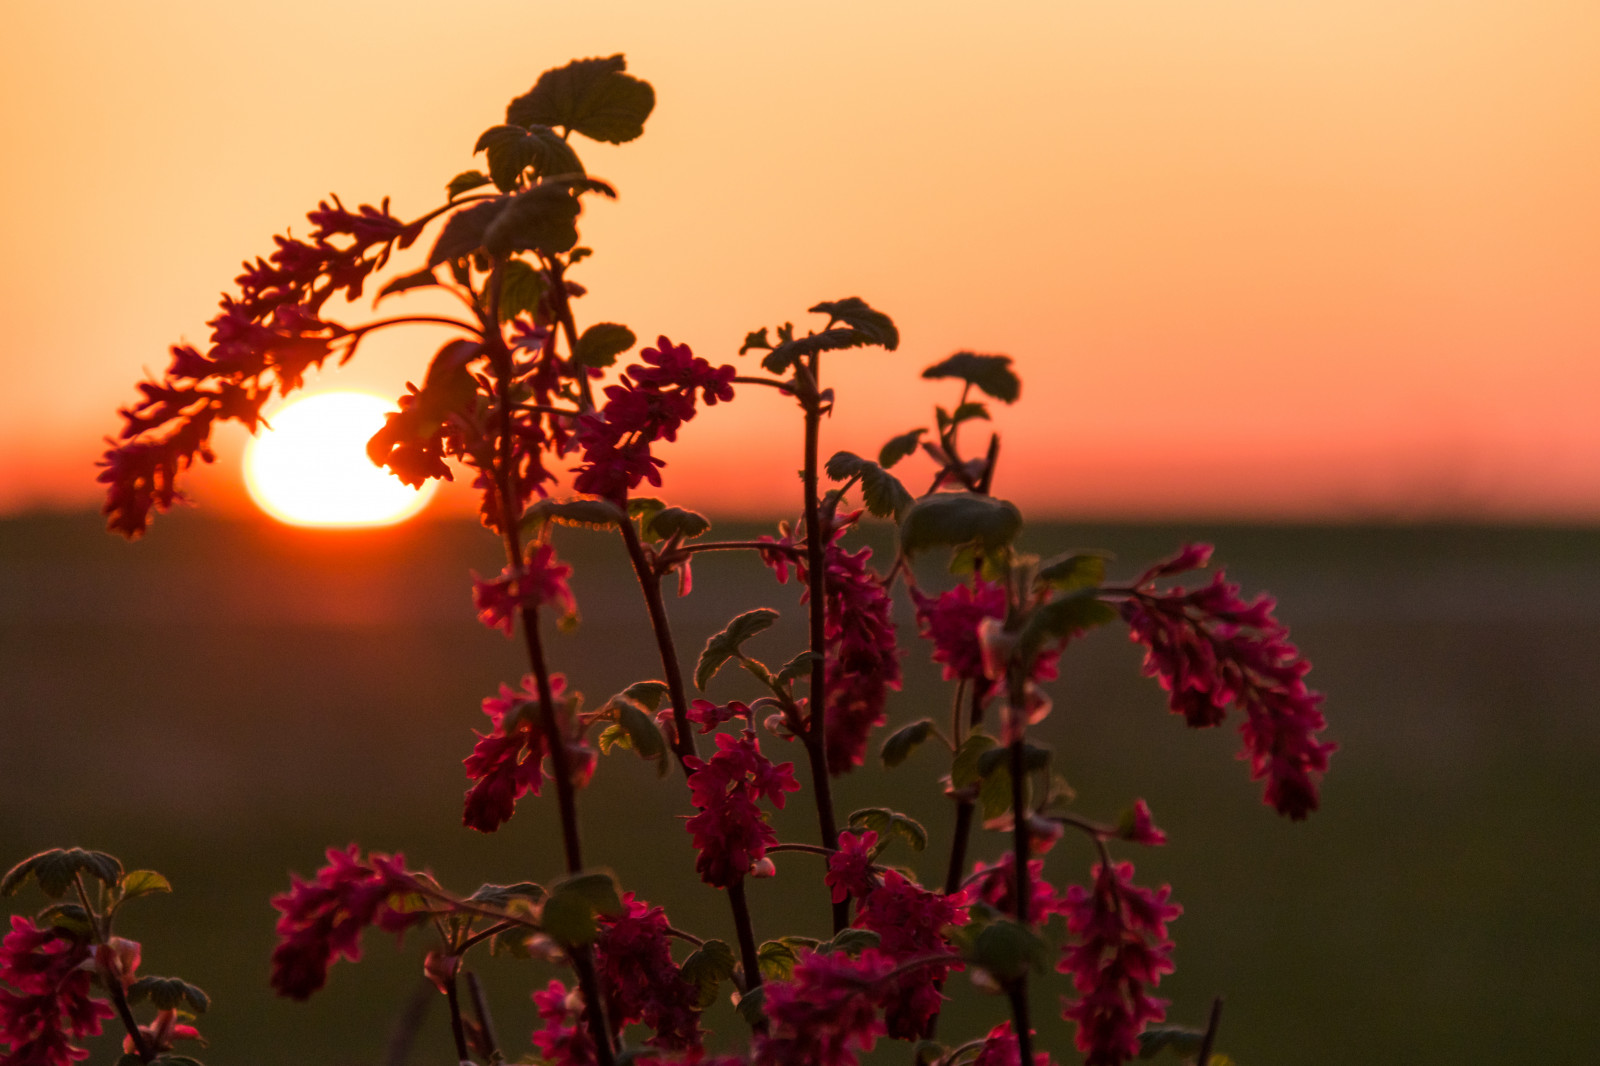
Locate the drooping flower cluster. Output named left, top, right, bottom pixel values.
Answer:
left=530, top=980, right=595, bottom=1066
left=99, top=199, right=413, bottom=538
left=753, top=948, right=896, bottom=1066
left=462, top=674, right=570, bottom=832
left=912, top=577, right=1060, bottom=708
left=472, top=544, right=578, bottom=636
left=968, top=854, right=1067, bottom=922
left=573, top=337, right=736, bottom=501
left=269, top=846, right=432, bottom=1000
left=1119, top=543, right=1335, bottom=820
left=592, top=893, right=702, bottom=1052
left=0, top=917, right=112, bottom=1066
left=761, top=512, right=901, bottom=772
left=1058, top=861, right=1180, bottom=1066
left=824, top=830, right=879, bottom=904
left=683, top=732, right=800, bottom=888
left=857, top=872, right=969, bottom=1039
left=974, top=1020, right=1059, bottom=1066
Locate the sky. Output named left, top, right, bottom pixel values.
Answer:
left=2, top=0, right=1597, bottom=520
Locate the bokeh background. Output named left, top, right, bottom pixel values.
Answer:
left=4, top=2, right=1599, bottom=1064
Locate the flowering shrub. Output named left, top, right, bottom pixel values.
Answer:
left=4, top=54, right=1335, bottom=1066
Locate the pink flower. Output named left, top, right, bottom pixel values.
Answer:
left=462, top=674, right=567, bottom=832
left=825, top=830, right=879, bottom=904
left=472, top=545, right=577, bottom=636
left=594, top=894, right=702, bottom=1051
left=754, top=949, right=895, bottom=1066
left=0, top=917, right=113, bottom=1066
left=269, top=846, right=432, bottom=1000
left=1120, top=800, right=1168, bottom=847
left=683, top=733, right=800, bottom=888
left=853, top=871, right=969, bottom=1039
left=913, top=579, right=1061, bottom=710
left=122, top=1009, right=201, bottom=1055
left=974, top=1020, right=1058, bottom=1066
left=1120, top=544, right=1335, bottom=820
left=968, top=854, right=1067, bottom=921
left=1059, top=861, right=1180, bottom=1066
left=531, top=980, right=596, bottom=1066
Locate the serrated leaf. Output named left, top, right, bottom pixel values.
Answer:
left=1035, top=552, right=1111, bottom=593
left=681, top=939, right=736, bottom=1009
left=3, top=849, right=123, bottom=899
left=468, top=882, right=545, bottom=908
left=376, top=266, right=440, bottom=303
left=428, top=198, right=505, bottom=266
left=880, top=719, right=936, bottom=768
left=542, top=872, right=622, bottom=947
left=597, top=723, right=629, bottom=754
left=128, top=976, right=210, bottom=1013
left=695, top=608, right=779, bottom=690
left=476, top=124, right=586, bottom=192
left=977, top=744, right=1051, bottom=780
left=950, top=733, right=997, bottom=789
left=40, top=904, right=92, bottom=937
left=447, top=170, right=493, bottom=199
left=847, top=808, right=928, bottom=854
left=898, top=493, right=1023, bottom=559
left=1017, top=588, right=1117, bottom=667
left=1136, top=1026, right=1206, bottom=1059
left=762, top=327, right=887, bottom=375
left=948, top=401, right=990, bottom=425
left=979, top=760, right=1016, bottom=821
left=739, top=658, right=775, bottom=689
left=738, top=327, right=772, bottom=355
left=775, top=651, right=818, bottom=686
left=808, top=298, right=899, bottom=351
left=922, top=352, right=1020, bottom=404
left=823, top=452, right=911, bottom=521
left=734, top=985, right=766, bottom=1027
left=520, top=497, right=626, bottom=538
left=643, top=506, right=710, bottom=541
left=120, top=870, right=172, bottom=901
left=824, top=450, right=868, bottom=482
left=506, top=55, right=655, bottom=144
left=498, top=259, right=544, bottom=322
left=612, top=698, right=667, bottom=765
left=756, top=940, right=800, bottom=982
left=574, top=322, right=636, bottom=369
left=620, top=680, right=671, bottom=712
left=878, top=429, right=926, bottom=469
left=483, top=183, right=582, bottom=258
left=826, top=928, right=882, bottom=956
left=967, top=919, right=1049, bottom=981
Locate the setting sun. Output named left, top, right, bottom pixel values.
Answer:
left=244, top=392, right=437, bottom=527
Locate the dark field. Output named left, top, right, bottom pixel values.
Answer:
left=3, top=513, right=1597, bottom=1065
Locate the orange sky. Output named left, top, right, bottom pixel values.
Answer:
left=3, top=1, right=1598, bottom=521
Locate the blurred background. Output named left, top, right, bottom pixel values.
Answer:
left=3, top=1, right=1599, bottom=1063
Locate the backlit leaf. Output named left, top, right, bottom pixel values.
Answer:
left=681, top=939, right=736, bottom=1009
left=376, top=266, right=440, bottom=303
left=428, top=199, right=504, bottom=266
left=878, top=428, right=926, bottom=469
left=643, top=506, right=710, bottom=541
left=898, top=493, right=1022, bottom=559
left=809, top=298, right=899, bottom=351
left=483, top=183, right=581, bottom=258
left=880, top=719, right=935, bottom=768
left=506, top=55, right=655, bottom=145
left=447, top=170, right=493, bottom=198
left=575, top=323, right=636, bottom=368
left=922, top=352, right=1020, bottom=403
left=696, top=608, right=779, bottom=690
left=120, top=870, right=172, bottom=901
left=1035, top=552, right=1111, bottom=593
left=498, top=259, right=544, bottom=322
left=3, top=849, right=123, bottom=899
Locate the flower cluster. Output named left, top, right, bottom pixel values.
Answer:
left=753, top=948, right=896, bottom=1066
left=462, top=674, right=568, bottom=832
left=824, top=830, right=878, bottom=904
left=1119, top=544, right=1335, bottom=820
left=0, top=917, right=112, bottom=1066
left=913, top=577, right=1060, bottom=708
left=762, top=513, right=901, bottom=772
left=852, top=871, right=969, bottom=1039
left=974, top=1020, right=1058, bottom=1066
left=683, top=733, right=800, bottom=887
left=968, top=853, right=1067, bottom=922
left=472, top=544, right=578, bottom=636
left=531, top=980, right=596, bottom=1066
left=1058, top=861, right=1180, bottom=1066
left=269, top=846, right=432, bottom=1000
left=593, top=894, right=702, bottom=1052
left=573, top=337, right=736, bottom=501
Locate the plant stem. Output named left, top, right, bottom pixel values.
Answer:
left=1197, top=995, right=1224, bottom=1066
left=444, top=973, right=472, bottom=1064
left=1007, top=669, right=1035, bottom=1066
left=1005, top=978, right=1035, bottom=1066
left=728, top=877, right=764, bottom=1003
left=73, top=875, right=152, bottom=1064
left=547, top=257, right=596, bottom=412
left=943, top=799, right=976, bottom=896
left=466, top=970, right=501, bottom=1062
left=617, top=519, right=697, bottom=768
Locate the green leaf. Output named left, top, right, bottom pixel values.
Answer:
left=922, top=351, right=1021, bottom=403
left=498, top=259, right=545, bottom=322
left=809, top=297, right=899, bottom=351
left=823, top=452, right=912, bottom=521
left=824, top=450, right=869, bottom=482
left=1136, top=1026, right=1206, bottom=1059
left=825, top=928, right=882, bottom=956
left=734, top=984, right=766, bottom=1028
left=1035, top=551, right=1111, bottom=593
left=375, top=266, right=440, bottom=303
left=542, top=872, right=622, bottom=948
left=776, top=651, right=818, bottom=686
left=467, top=882, right=545, bottom=908
left=120, top=870, right=172, bottom=901
left=880, top=719, right=936, bottom=768
left=756, top=939, right=800, bottom=982
left=620, top=680, right=672, bottom=712
left=447, top=169, right=493, bottom=199
left=475, top=124, right=586, bottom=191
left=681, top=939, right=736, bottom=1009
left=428, top=198, right=505, bottom=266
left=913, top=1040, right=948, bottom=1066
left=643, top=506, right=711, bottom=541
left=878, top=429, right=926, bottom=469
left=898, top=493, right=1023, bottom=559
left=978, top=760, right=1015, bottom=821
left=520, top=497, right=626, bottom=537
left=948, top=401, right=990, bottom=425
left=738, top=327, right=772, bottom=354
left=762, top=327, right=888, bottom=375
left=483, top=183, right=581, bottom=258
left=597, top=723, right=629, bottom=754
left=977, top=743, right=1051, bottom=780
left=127, top=976, right=210, bottom=1013
left=967, top=919, right=1049, bottom=981
left=39, top=903, right=92, bottom=937
left=950, top=733, right=997, bottom=789
left=847, top=808, right=928, bottom=853
left=612, top=698, right=667, bottom=766
left=506, top=55, right=656, bottom=144
left=1017, top=588, right=1118, bottom=666
left=574, top=322, right=636, bottom=368
left=695, top=608, right=779, bottom=690
left=3, top=849, right=123, bottom=899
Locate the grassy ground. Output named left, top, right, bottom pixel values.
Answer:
left=2, top=513, right=1597, bottom=1065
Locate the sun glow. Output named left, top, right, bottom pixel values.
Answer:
left=245, top=392, right=437, bottom=527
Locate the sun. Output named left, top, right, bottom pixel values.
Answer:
left=244, top=391, right=438, bottom=527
